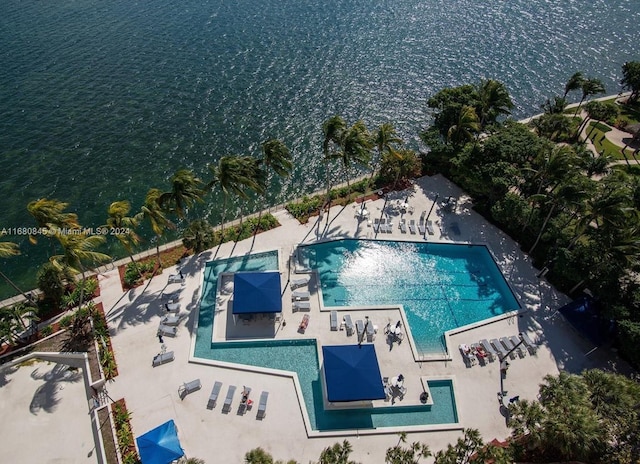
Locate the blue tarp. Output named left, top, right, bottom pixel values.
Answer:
left=136, top=420, right=184, bottom=464
left=322, top=344, right=386, bottom=402
left=233, top=271, right=282, bottom=314
left=558, top=296, right=615, bottom=347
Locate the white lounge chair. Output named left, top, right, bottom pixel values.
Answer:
left=459, top=344, right=477, bottom=366
left=385, top=220, right=394, bottom=233
left=330, top=311, right=338, bottom=331
left=238, top=386, right=252, bottom=415
left=509, top=335, right=527, bottom=357
left=165, top=301, right=180, bottom=313
left=207, top=381, right=223, bottom=409
left=356, top=320, right=365, bottom=340
left=344, top=315, right=354, bottom=336
left=399, top=219, right=407, bottom=233
left=291, top=290, right=310, bottom=300
left=480, top=339, right=497, bottom=361
left=366, top=321, right=375, bottom=341
left=373, top=218, right=381, bottom=233
left=408, top=219, right=416, bottom=234
left=418, top=217, right=426, bottom=235
left=179, top=379, right=201, bottom=400
left=519, top=331, right=538, bottom=354
left=291, top=275, right=310, bottom=289
left=292, top=301, right=311, bottom=311
left=471, top=343, right=489, bottom=363
left=256, top=391, right=269, bottom=419
left=426, top=220, right=435, bottom=235
left=158, top=324, right=177, bottom=337
left=152, top=351, right=174, bottom=367
left=499, top=337, right=517, bottom=359
left=490, top=338, right=507, bottom=359
left=222, top=385, right=236, bottom=413
left=379, top=218, right=387, bottom=233
left=168, top=273, right=185, bottom=284
left=161, top=314, right=180, bottom=326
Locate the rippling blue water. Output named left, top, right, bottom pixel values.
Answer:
left=1, top=0, right=638, bottom=298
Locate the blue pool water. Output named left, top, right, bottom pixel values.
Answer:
left=195, top=250, right=458, bottom=431
left=298, top=239, right=520, bottom=353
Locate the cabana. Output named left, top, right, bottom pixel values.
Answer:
left=322, top=344, right=386, bottom=403
left=136, top=419, right=185, bottom=464
left=233, top=272, right=282, bottom=318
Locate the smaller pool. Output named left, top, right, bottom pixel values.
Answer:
left=202, top=339, right=458, bottom=431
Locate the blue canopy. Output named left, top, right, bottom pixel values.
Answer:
left=136, top=420, right=184, bottom=464
left=322, top=344, right=386, bottom=402
left=233, top=271, right=282, bottom=314
left=558, top=296, right=615, bottom=347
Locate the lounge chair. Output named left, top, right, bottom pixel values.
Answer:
left=256, top=391, right=269, bottom=419
left=459, top=344, right=477, bottom=366
left=298, top=314, right=310, bottom=333
left=418, top=217, right=426, bottom=235
left=489, top=338, right=507, bottom=359
left=292, top=301, right=311, bottom=311
left=179, top=378, right=201, bottom=400
left=152, top=351, right=174, bottom=367
left=480, top=339, right=497, bottom=361
left=158, top=324, right=177, bottom=337
left=207, top=381, right=223, bottom=409
left=291, top=290, right=310, bottom=300
left=509, top=335, right=527, bottom=357
left=355, top=319, right=365, bottom=340
left=291, top=275, right=310, bottom=289
left=330, top=310, right=338, bottom=331
left=385, top=220, right=394, bottom=233
left=471, top=343, right=488, bottom=362
left=519, top=331, right=538, bottom=354
left=344, top=315, right=354, bottom=336
left=366, top=320, right=375, bottom=342
left=408, top=219, right=416, bottom=234
left=426, top=220, right=435, bottom=235
left=222, top=385, right=236, bottom=413
left=373, top=218, right=381, bottom=233
left=379, top=218, right=387, bottom=233
left=399, top=219, right=407, bottom=233
left=499, top=337, right=517, bottom=359
left=168, top=273, right=185, bottom=284
left=238, top=386, right=252, bottom=414
left=161, top=314, right=180, bottom=326
left=165, top=301, right=180, bottom=313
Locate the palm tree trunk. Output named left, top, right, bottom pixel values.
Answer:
left=573, top=97, right=586, bottom=117
left=528, top=204, right=556, bottom=254
left=0, top=269, right=32, bottom=302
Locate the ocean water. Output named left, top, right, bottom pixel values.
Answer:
left=1, top=0, right=639, bottom=298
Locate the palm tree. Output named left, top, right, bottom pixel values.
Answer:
left=322, top=115, right=347, bottom=219
left=159, top=169, right=205, bottom=220
left=252, top=139, right=292, bottom=245
left=27, top=198, right=80, bottom=248
left=138, top=188, right=175, bottom=265
left=318, top=440, right=357, bottom=464
left=475, top=79, right=514, bottom=128
left=0, top=234, right=32, bottom=301
left=104, top=200, right=142, bottom=276
left=328, top=120, right=373, bottom=198
left=573, top=77, right=606, bottom=117
left=209, top=155, right=265, bottom=247
left=447, top=105, right=480, bottom=147
left=50, top=231, right=111, bottom=310
left=562, top=71, right=585, bottom=100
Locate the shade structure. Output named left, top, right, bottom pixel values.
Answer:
left=136, top=420, right=185, bottom=464
left=322, top=344, right=386, bottom=402
left=558, top=296, right=615, bottom=347
left=233, top=271, right=282, bottom=314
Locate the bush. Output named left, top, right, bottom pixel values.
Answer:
left=617, top=320, right=640, bottom=369
left=40, top=325, right=53, bottom=336
left=59, top=314, right=74, bottom=328
left=123, top=261, right=155, bottom=288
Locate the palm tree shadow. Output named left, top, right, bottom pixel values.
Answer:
left=29, top=363, right=83, bottom=414
left=0, top=365, right=18, bottom=388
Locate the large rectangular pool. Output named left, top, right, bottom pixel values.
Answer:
left=298, top=239, right=520, bottom=353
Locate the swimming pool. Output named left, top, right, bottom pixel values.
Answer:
left=298, top=239, right=520, bottom=353
left=194, top=250, right=458, bottom=432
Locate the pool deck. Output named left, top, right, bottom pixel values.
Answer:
left=2, top=174, right=633, bottom=463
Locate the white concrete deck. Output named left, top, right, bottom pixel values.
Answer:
left=2, top=174, right=631, bottom=463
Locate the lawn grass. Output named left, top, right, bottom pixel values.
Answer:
left=586, top=122, right=635, bottom=160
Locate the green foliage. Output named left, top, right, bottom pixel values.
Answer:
left=621, top=61, right=640, bottom=103
left=37, top=262, right=70, bottom=306
left=112, top=402, right=139, bottom=463
left=209, top=213, right=279, bottom=246
left=61, top=277, right=98, bottom=309
left=244, top=447, right=297, bottom=464
left=317, top=440, right=358, bottom=464
left=617, top=320, right=640, bottom=368
left=385, top=433, right=431, bottom=463
left=378, top=149, right=421, bottom=188
left=40, top=325, right=53, bottom=336
left=124, top=261, right=155, bottom=288
left=182, top=219, right=215, bottom=253
left=59, top=314, right=73, bottom=328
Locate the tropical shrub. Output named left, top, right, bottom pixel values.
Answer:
left=123, top=261, right=155, bottom=288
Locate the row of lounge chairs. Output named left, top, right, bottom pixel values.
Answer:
left=460, top=333, right=539, bottom=366
left=203, top=381, right=269, bottom=419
